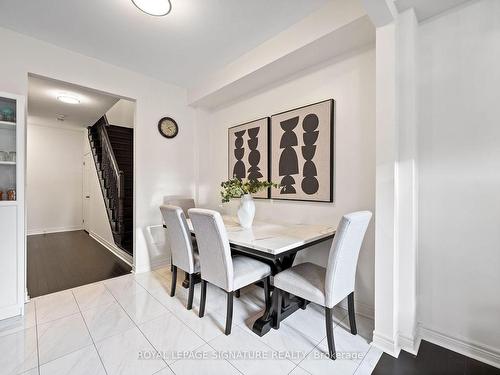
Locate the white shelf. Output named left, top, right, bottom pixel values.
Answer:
left=0, top=121, right=16, bottom=130
left=0, top=201, right=17, bottom=207
left=0, top=161, right=16, bottom=165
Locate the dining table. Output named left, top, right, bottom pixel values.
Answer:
left=185, top=215, right=336, bottom=337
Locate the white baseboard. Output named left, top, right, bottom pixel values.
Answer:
left=418, top=325, right=500, bottom=369
left=88, top=231, right=133, bottom=267
left=151, top=258, right=171, bottom=271
left=372, top=331, right=401, bottom=358
left=134, top=257, right=171, bottom=274
left=399, top=333, right=421, bottom=355
left=0, top=304, right=22, bottom=320
left=27, top=225, right=83, bottom=235
left=338, top=298, right=374, bottom=320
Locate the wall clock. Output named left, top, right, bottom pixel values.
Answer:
left=158, top=117, right=178, bottom=139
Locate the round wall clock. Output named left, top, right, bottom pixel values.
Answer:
left=158, top=117, right=179, bottom=139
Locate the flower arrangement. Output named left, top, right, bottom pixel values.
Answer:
left=220, top=178, right=278, bottom=203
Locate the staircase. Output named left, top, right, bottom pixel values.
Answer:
left=88, top=116, right=133, bottom=256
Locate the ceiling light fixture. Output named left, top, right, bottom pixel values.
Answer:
left=132, top=0, right=172, bottom=16
left=57, top=95, right=80, bottom=104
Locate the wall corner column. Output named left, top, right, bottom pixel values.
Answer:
left=371, top=7, right=419, bottom=358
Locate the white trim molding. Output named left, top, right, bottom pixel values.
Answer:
left=372, top=331, right=401, bottom=358
left=419, top=325, right=500, bottom=369
left=27, top=225, right=83, bottom=236
left=398, top=332, right=421, bottom=355
left=89, top=231, right=133, bottom=267
left=339, top=298, right=374, bottom=320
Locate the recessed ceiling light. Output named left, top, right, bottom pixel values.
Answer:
left=57, top=95, right=80, bottom=104
left=132, top=0, right=172, bottom=16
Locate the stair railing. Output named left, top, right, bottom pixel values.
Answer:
left=96, top=121, right=125, bottom=233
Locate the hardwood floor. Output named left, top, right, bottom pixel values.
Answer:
left=27, top=230, right=132, bottom=298
left=374, top=340, right=500, bottom=375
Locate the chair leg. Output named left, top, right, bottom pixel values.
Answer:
left=170, top=266, right=177, bottom=297
left=225, top=291, right=234, bottom=335
left=187, top=273, right=195, bottom=310
left=263, top=276, right=270, bottom=308
left=199, top=280, right=207, bottom=318
left=325, top=307, right=336, bottom=360
left=235, top=289, right=240, bottom=298
left=347, top=292, right=357, bottom=335
left=300, top=298, right=308, bottom=310
left=273, top=287, right=282, bottom=329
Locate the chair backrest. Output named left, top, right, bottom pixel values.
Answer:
left=325, top=211, right=372, bottom=308
left=160, top=205, right=196, bottom=273
left=188, top=208, right=234, bottom=291
left=163, top=196, right=195, bottom=218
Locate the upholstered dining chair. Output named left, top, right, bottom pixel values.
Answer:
left=272, top=211, right=372, bottom=360
left=162, top=196, right=197, bottom=274
left=163, top=196, right=196, bottom=218
left=188, top=208, right=272, bottom=335
left=160, top=205, right=199, bottom=310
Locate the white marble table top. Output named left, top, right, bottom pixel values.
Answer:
left=187, top=216, right=335, bottom=256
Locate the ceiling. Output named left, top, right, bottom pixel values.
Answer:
left=28, top=75, right=120, bottom=130
left=0, top=0, right=328, bottom=88
left=394, top=0, right=472, bottom=21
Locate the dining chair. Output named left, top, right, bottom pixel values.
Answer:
left=188, top=208, right=272, bottom=335
left=162, top=196, right=197, bottom=273
left=272, top=211, right=372, bottom=360
left=160, top=205, right=199, bottom=310
left=163, top=196, right=196, bottom=218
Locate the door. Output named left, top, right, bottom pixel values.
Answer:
left=83, top=153, right=91, bottom=232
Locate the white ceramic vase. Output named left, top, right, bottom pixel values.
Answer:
left=237, top=194, right=255, bottom=228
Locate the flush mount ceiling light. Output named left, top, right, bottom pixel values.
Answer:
left=132, top=0, right=172, bottom=16
left=57, top=95, right=80, bottom=104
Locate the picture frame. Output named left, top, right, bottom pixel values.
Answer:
left=227, top=117, right=270, bottom=199
left=270, top=99, right=334, bottom=202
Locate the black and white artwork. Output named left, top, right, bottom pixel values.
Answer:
left=228, top=118, right=269, bottom=198
left=270, top=100, right=334, bottom=202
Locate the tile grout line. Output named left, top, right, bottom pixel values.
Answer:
left=138, top=270, right=251, bottom=373
left=290, top=312, right=349, bottom=369
left=206, top=340, right=245, bottom=375
left=34, top=300, right=41, bottom=374
left=34, top=295, right=96, bottom=369
left=71, top=289, right=109, bottom=375
left=352, top=346, right=370, bottom=374
left=103, top=278, right=176, bottom=374
left=115, top=269, right=372, bottom=375
left=205, top=321, right=298, bottom=373
left=30, top=270, right=373, bottom=375
left=150, top=269, right=327, bottom=373
left=134, top=273, right=221, bottom=367
left=28, top=272, right=175, bottom=373
left=294, top=313, right=373, bottom=374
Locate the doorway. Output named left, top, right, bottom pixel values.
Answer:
left=26, top=74, right=135, bottom=298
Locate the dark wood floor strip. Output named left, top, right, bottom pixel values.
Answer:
left=27, top=230, right=132, bottom=298
left=373, top=340, right=500, bottom=375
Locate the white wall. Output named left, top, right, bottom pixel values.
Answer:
left=0, top=26, right=196, bottom=276
left=106, top=99, right=135, bottom=128
left=196, top=48, right=376, bottom=315
left=418, top=0, right=500, bottom=361
left=27, top=124, right=84, bottom=234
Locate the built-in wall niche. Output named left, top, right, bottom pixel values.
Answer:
left=0, top=96, right=17, bottom=201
